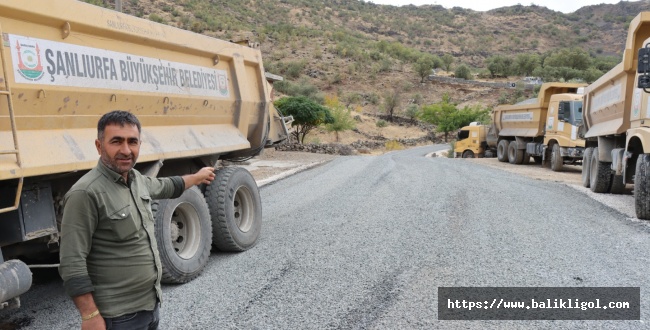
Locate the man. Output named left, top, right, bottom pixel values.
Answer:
left=59, top=110, right=215, bottom=330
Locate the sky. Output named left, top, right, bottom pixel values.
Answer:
left=367, top=0, right=631, bottom=14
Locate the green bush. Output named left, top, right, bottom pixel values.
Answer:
left=149, top=14, right=164, bottom=23
left=385, top=140, right=404, bottom=151
left=405, top=104, right=419, bottom=120
left=274, top=96, right=334, bottom=144
left=448, top=141, right=456, bottom=158
left=285, top=60, right=307, bottom=79
left=274, top=79, right=323, bottom=103
left=376, top=120, right=388, bottom=128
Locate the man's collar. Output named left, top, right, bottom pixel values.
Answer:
left=96, top=160, right=132, bottom=183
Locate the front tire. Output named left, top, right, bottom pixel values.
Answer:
left=462, top=150, right=475, bottom=158
left=550, top=144, right=563, bottom=172
left=205, top=167, right=262, bottom=252
left=635, top=155, right=650, bottom=220
left=154, top=186, right=212, bottom=284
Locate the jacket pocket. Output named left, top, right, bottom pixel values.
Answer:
left=109, top=205, right=139, bottom=240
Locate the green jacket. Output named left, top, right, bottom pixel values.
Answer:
left=59, top=160, right=183, bottom=318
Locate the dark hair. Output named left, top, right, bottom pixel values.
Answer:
left=97, top=110, right=141, bottom=140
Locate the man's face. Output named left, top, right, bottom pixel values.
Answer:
left=95, top=123, right=140, bottom=178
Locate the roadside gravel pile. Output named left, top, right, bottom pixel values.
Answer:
left=275, top=136, right=438, bottom=156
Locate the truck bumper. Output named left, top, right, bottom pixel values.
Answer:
left=561, top=147, right=584, bottom=159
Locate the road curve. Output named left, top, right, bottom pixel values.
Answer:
left=2, top=145, right=649, bottom=329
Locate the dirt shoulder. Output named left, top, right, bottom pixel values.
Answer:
left=465, top=157, right=584, bottom=186
left=230, top=148, right=338, bottom=184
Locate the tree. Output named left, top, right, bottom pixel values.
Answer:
left=413, top=55, right=442, bottom=83
left=383, top=88, right=401, bottom=121
left=413, top=56, right=435, bottom=83
left=454, top=64, right=472, bottom=80
left=324, top=95, right=356, bottom=142
left=274, top=96, right=334, bottom=144
left=485, top=55, right=513, bottom=78
left=514, top=53, right=540, bottom=76
left=418, top=94, right=490, bottom=142
left=544, top=47, right=591, bottom=71
left=583, top=67, right=604, bottom=83
left=441, top=54, right=454, bottom=72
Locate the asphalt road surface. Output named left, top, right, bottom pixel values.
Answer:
left=2, top=145, right=650, bottom=329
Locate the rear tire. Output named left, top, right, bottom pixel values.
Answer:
left=589, top=147, right=612, bottom=193
left=462, top=150, right=475, bottom=158
left=610, top=175, right=626, bottom=194
left=521, top=152, right=531, bottom=165
left=635, top=155, right=650, bottom=220
left=205, top=167, right=262, bottom=252
left=550, top=144, right=563, bottom=172
left=497, top=140, right=510, bottom=163
left=508, top=141, right=524, bottom=164
left=582, top=147, right=593, bottom=188
left=154, top=186, right=212, bottom=284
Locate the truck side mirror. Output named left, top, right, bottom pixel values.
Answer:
left=638, top=47, right=650, bottom=74
left=638, top=47, right=650, bottom=89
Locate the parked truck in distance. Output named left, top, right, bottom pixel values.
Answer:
left=484, top=83, right=586, bottom=171
left=581, top=12, right=650, bottom=219
left=454, top=122, right=492, bottom=158
left=0, top=0, right=289, bottom=309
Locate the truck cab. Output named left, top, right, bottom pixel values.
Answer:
left=543, top=93, right=586, bottom=161
left=454, top=122, right=489, bottom=158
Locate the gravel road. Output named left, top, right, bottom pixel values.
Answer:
left=2, top=145, right=649, bottom=329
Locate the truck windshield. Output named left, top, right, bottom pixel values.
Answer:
left=569, top=101, right=583, bottom=126
left=458, top=130, right=469, bottom=140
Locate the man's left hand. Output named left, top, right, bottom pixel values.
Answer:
left=183, top=167, right=215, bottom=189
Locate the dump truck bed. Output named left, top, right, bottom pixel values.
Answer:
left=583, top=12, right=650, bottom=138
left=0, top=0, right=284, bottom=181
left=493, top=83, right=586, bottom=138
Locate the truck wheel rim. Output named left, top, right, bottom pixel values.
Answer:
left=170, top=202, right=201, bottom=259
left=234, top=186, right=254, bottom=233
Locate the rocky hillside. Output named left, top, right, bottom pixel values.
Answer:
left=83, top=0, right=650, bottom=115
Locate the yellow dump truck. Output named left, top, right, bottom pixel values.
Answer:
left=581, top=12, right=650, bottom=219
left=485, top=83, right=586, bottom=171
left=453, top=122, right=492, bottom=158
left=0, top=0, right=289, bottom=308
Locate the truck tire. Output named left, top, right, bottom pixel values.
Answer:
left=462, top=150, right=475, bottom=158
left=507, top=141, right=524, bottom=164
left=497, top=140, right=510, bottom=163
left=610, top=175, right=626, bottom=194
left=589, top=147, right=612, bottom=193
left=522, top=152, right=531, bottom=165
left=204, top=167, right=262, bottom=252
left=635, top=155, right=650, bottom=219
left=154, top=186, right=212, bottom=284
left=582, top=147, right=593, bottom=188
left=550, top=144, right=563, bottom=172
